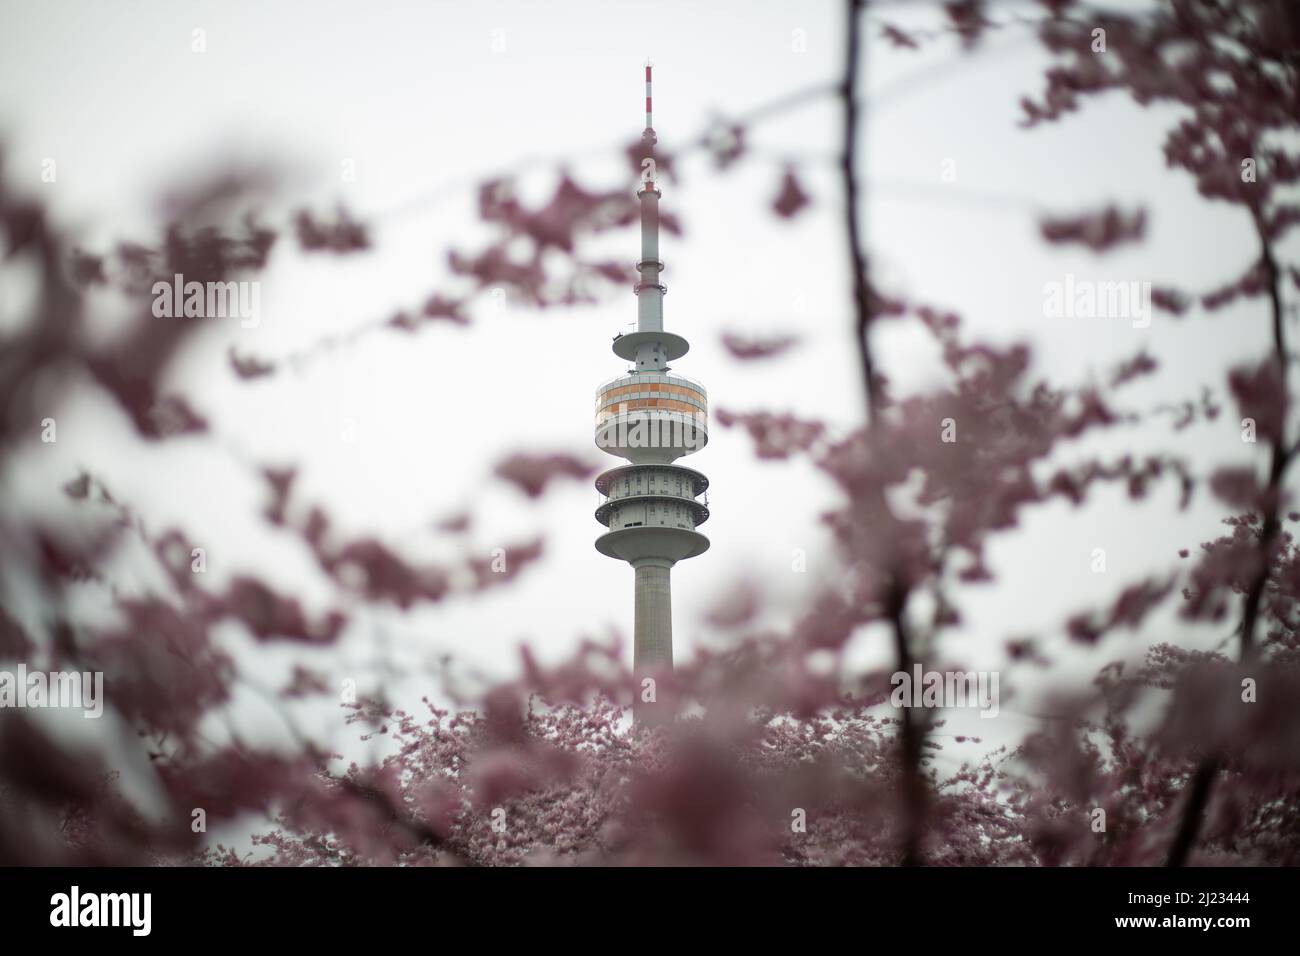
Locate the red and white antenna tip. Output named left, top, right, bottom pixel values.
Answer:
left=644, top=61, right=653, bottom=132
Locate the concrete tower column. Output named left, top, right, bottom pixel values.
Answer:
left=636, top=187, right=663, bottom=334
left=634, top=556, right=676, bottom=686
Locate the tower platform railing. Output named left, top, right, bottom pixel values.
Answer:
left=594, top=370, right=707, bottom=397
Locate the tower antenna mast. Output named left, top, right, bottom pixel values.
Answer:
left=644, top=59, right=654, bottom=137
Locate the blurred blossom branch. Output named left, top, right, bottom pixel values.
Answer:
left=1, top=0, right=1298, bottom=867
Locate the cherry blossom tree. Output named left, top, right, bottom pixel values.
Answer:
left=1, top=0, right=1298, bottom=867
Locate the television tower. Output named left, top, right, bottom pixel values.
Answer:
left=594, top=63, right=710, bottom=725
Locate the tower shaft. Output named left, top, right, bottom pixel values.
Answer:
left=633, top=561, right=673, bottom=723
left=637, top=186, right=663, bottom=335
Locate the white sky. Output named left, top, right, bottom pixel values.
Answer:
left=1, top=0, right=1291, bottom=770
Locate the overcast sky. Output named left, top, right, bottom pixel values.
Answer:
left=1, top=0, right=1290, bottom=782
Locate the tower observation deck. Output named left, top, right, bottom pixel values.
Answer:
left=595, top=63, right=709, bottom=725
